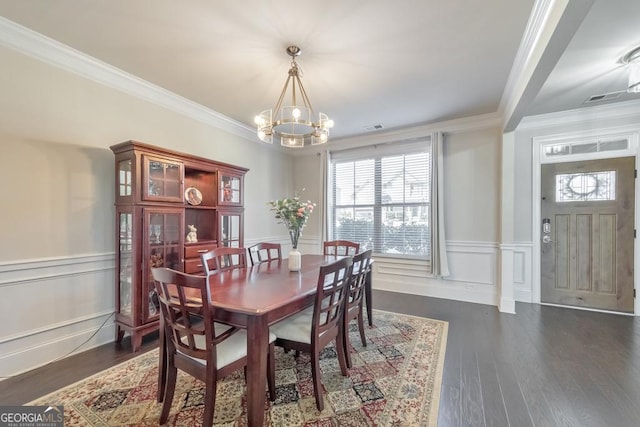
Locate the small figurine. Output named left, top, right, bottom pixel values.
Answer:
left=186, top=224, right=198, bottom=243
left=150, top=253, right=164, bottom=268
left=223, top=183, right=233, bottom=202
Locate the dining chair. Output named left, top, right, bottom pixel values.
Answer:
left=270, top=256, right=354, bottom=411
left=343, top=249, right=373, bottom=368
left=152, top=267, right=276, bottom=427
left=323, top=240, right=360, bottom=256
left=201, top=246, right=247, bottom=275
left=248, top=242, right=282, bottom=265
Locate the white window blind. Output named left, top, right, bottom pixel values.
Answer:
left=330, top=139, right=432, bottom=258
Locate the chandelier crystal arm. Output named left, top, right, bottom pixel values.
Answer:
left=272, top=74, right=292, bottom=115
left=291, top=71, right=298, bottom=107
left=294, top=74, right=315, bottom=114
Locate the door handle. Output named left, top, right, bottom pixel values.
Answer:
left=542, top=235, right=553, bottom=244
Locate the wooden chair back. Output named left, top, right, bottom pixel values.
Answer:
left=343, top=249, right=373, bottom=367
left=248, top=242, right=282, bottom=265
left=323, top=240, right=360, bottom=256
left=200, top=247, right=247, bottom=274
left=152, top=267, right=219, bottom=361
left=271, top=256, right=354, bottom=411
left=313, top=257, right=354, bottom=347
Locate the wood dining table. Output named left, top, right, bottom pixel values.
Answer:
left=205, top=253, right=372, bottom=426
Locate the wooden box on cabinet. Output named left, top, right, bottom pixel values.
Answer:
left=111, top=140, right=248, bottom=351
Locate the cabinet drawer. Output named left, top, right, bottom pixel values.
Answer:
left=184, top=242, right=217, bottom=259
left=184, top=258, right=206, bottom=274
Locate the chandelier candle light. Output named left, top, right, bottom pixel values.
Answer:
left=255, top=45, right=334, bottom=148
left=267, top=190, right=316, bottom=271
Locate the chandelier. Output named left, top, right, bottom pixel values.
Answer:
left=622, top=46, right=640, bottom=93
left=255, top=46, right=334, bottom=148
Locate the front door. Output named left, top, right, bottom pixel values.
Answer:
left=541, top=157, right=635, bottom=313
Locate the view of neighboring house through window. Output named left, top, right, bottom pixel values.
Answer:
left=329, top=139, right=431, bottom=259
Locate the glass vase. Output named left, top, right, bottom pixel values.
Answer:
left=288, top=248, right=301, bottom=272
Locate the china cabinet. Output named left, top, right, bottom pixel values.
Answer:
left=111, top=140, right=247, bottom=351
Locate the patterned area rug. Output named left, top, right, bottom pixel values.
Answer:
left=30, top=310, right=448, bottom=426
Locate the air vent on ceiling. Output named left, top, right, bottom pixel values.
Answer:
left=584, top=91, right=623, bottom=104
left=364, top=124, right=384, bottom=131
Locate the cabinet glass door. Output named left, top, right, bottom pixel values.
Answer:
left=219, top=171, right=242, bottom=205
left=117, top=210, right=134, bottom=320
left=117, top=159, right=133, bottom=198
left=144, top=209, right=183, bottom=322
left=143, top=155, right=183, bottom=202
left=218, top=211, right=242, bottom=247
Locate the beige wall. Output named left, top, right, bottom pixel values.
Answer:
left=2, top=141, right=114, bottom=260
left=443, top=127, right=501, bottom=242
left=292, top=153, right=325, bottom=245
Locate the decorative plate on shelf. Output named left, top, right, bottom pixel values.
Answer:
left=185, top=187, right=202, bottom=205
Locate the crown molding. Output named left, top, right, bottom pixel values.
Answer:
left=290, top=112, right=502, bottom=157
left=291, top=112, right=502, bottom=156
left=0, top=16, right=257, bottom=142
left=517, top=99, right=640, bottom=131
left=499, top=0, right=556, bottom=113
left=498, top=0, right=563, bottom=127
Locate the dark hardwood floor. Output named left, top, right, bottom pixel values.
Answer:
left=2, top=290, right=640, bottom=426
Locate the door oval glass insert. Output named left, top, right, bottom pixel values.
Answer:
left=556, top=171, right=616, bottom=202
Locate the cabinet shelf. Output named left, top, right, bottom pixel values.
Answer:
left=185, top=239, right=217, bottom=246
left=184, top=205, right=216, bottom=210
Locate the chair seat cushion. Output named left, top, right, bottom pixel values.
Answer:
left=181, top=323, right=276, bottom=368
left=270, top=307, right=314, bottom=344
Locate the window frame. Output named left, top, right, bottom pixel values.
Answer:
left=328, top=139, right=432, bottom=260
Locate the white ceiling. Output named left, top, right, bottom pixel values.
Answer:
left=0, top=0, right=638, bottom=141
left=526, top=0, right=640, bottom=116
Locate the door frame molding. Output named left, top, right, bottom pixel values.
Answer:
left=532, top=125, right=640, bottom=314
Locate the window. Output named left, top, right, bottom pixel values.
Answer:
left=330, top=139, right=431, bottom=258
left=556, top=171, right=616, bottom=202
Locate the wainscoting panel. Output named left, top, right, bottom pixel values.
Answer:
left=513, top=242, right=533, bottom=302
left=0, top=253, right=115, bottom=379
left=445, top=241, right=497, bottom=285
left=373, top=241, right=499, bottom=306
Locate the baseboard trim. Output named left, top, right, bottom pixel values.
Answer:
left=374, top=276, right=498, bottom=307
left=499, top=297, right=516, bottom=314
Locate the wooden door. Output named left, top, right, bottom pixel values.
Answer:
left=541, top=157, right=635, bottom=312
